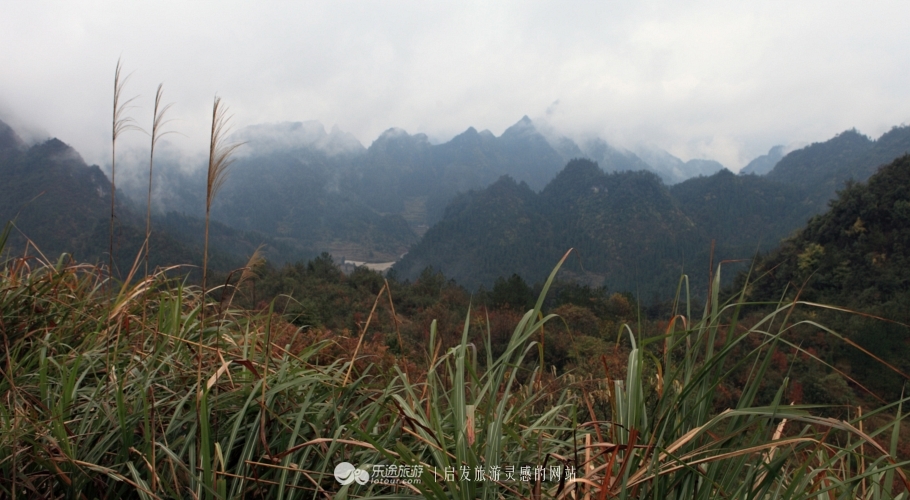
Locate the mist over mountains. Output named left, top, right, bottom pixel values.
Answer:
left=233, top=121, right=366, bottom=158
left=741, top=145, right=787, bottom=175
left=5, top=110, right=910, bottom=302
left=115, top=115, right=737, bottom=253
left=394, top=125, right=910, bottom=296
left=0, top=120, right=307, bottom=273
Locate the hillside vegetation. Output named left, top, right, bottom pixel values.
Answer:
left=2, top=153, right=910, bottom=498
left=2, top=226, right=908, bottom=497
left=396, top=126, right=910, bottom=297
left=742, top=154, right=910, bottom=399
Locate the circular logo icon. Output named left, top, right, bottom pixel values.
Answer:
left=334, top=462, right=370, bottom=485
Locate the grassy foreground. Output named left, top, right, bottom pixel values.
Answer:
left=1, top=232, right=908, bottom=498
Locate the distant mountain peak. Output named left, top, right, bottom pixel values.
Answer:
left=0, top=119, right=25, bottom=153
left=451, top=126, right=480, bottom=141
left=368, top=127, right=431, bottom=157
left=484, top=174, right=534, bottom=199
left=562, top=158, right=602, bottom=177
left=446, top=126, right=497, bottom=150
left=501, top=116, right=537, bottom=138
left=491, top=174, right=519, bottom=187
left=540, top=158, right=606, bottom=199
left=38, top=137, right=77, bottom=156
left=741, top=145, right=786, bottom=175
left=837, top=128, right=870, bottom=141
left=373, top=127, right=430, bottom=145
left=378, top=127, right=409, bottom=139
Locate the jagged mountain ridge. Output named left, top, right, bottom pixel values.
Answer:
left=394, top=125, right=910, bottom=297
left=12, top=108, right=910, bottom=296
left=117, top=116, right=729, bottom=259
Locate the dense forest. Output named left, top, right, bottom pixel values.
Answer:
left=740, top=154, right=910, bottom=400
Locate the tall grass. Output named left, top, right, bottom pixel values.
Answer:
left=202, top=96, right=242, bottom=299
left=109, top=59, right=138, bottom=283
left=144, top=84, right=174, bottom=277
left=0, top=235, right=907, bottom=498
left=197, top=96, right=243, bottom=499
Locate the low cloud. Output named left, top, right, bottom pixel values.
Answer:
left=231, top=121, right=365, bottom=158
left=2, top=2, right=909, bottom=175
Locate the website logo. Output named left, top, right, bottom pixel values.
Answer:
left=334, top=462, right=370, bottom=485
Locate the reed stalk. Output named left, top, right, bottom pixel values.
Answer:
left=199, top=95, right=242, bottom=366
left=144, top=84, right=174, bottom=277
left=197, top=96, right=242, bottom=498
left=109, top=58, right=138, bottom=285
left=201, top=96, right=242, bottom=300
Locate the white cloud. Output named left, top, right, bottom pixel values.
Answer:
left=2, top=0, right=909, bottom=171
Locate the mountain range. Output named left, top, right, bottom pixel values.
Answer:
left=114, top=116, right=736, bottom=263
left=5, top=112, right=910, bottom=302
left=394, top=126, right=910, bottom=296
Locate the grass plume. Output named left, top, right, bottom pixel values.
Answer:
left=202, top=96, right=243, bottom=298
left=198, top=96, right=243, bottom=498
left=109, top=58, right=139, bottom=283
left=144, top=83, right=175, bottom=277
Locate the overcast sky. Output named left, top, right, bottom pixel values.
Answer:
left=2, top=1, right=910, bottom=171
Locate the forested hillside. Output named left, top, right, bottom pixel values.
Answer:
left=741, top=154, right=910, bottom=398
left=670, top=168, right=803, bottom=251
left=395, top=159, right=704, bottom=295
left=0, top=135, right=113, bottom=259
left=395, top=159, right=794, bottom=296
left=766, top=126, right=910, bottom=218
left=396, top=127, right=910, bottom=299
left=394, top=175, right=557, bottom=289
